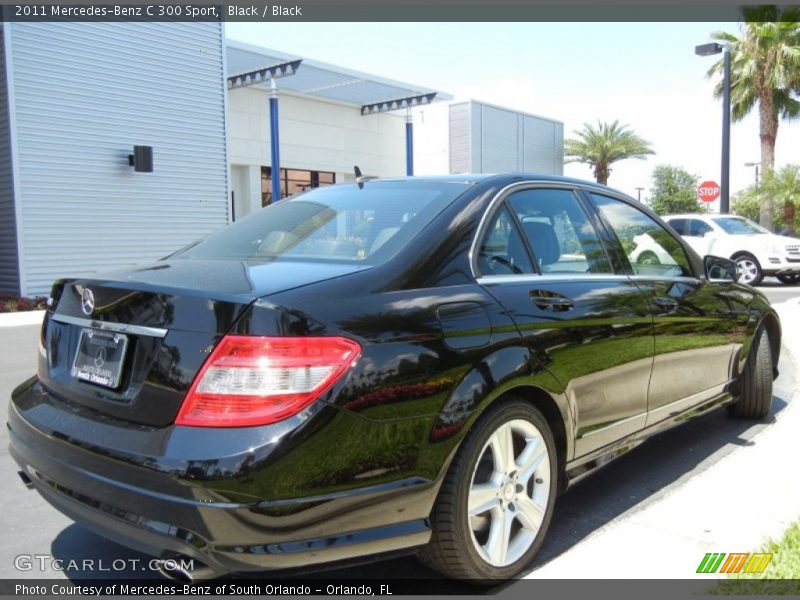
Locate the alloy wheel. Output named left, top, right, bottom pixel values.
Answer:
left=467, top=419, right=550, bottom=567
left=735, top=256, right=761, bottom=285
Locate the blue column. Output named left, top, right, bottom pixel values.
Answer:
left=405, top=112, right=414, bottom=176
left=269, top=79, right=281, bottom=202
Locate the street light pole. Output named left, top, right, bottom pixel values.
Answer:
left=745, top=161, right=760, bottom=184
left=720, top=47, right=731, bottom=214
left=695, top=41, right=731, bottom=214
left=635, top=187, right=644, bottom=202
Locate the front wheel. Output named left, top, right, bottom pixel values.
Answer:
left=419, top=399, right=557, bottom=581
left=777, top=273, right=800, bottom=285
left=729, top=327, right=773, bottom=419
left=734, top=253, right=763, bottom=286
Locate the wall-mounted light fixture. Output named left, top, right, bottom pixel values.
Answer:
left=128, top=145, right=153, bottom=172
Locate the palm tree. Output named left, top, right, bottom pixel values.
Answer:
left=708, top=5, right=800, bottom=227
left=564, top=120, right=654, bottom=185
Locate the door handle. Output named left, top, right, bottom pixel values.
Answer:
left=653, top=296, right=678, bottom=310
left=530, top=291, right=574, bottom=311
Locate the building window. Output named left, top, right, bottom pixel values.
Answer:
left=261, top=167, right=336, bottom=206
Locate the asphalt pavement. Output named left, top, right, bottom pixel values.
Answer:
left=0, top=280, right=798, bottom=582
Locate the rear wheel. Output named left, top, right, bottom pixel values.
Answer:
left=733, top=253, right=763, bottom=286
left=729, top=328, right=773, bottom=419
left=777, top=273, right=800, bottom=285
left=419, top=399, right=557, bottom=581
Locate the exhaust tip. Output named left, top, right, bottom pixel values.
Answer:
left=155, top=558, right=223, bottom=581
left=18, top=470, right=34, bottom=489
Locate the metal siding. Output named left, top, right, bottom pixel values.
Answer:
left=10, top=22, right=228, bottom=296
left=480, top=104, right=518, bottom=173
left=553, top=121, right=564, bottom=175
left=0, top=25, right=19, bottom=295
left=448, top=102, right=471, bottom=174
left=523, top=115, right=559, bottom=174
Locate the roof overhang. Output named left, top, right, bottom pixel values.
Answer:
left=226, top=40, right=452, bottom=113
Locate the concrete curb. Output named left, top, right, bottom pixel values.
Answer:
left=0, top=310, right=45, bottom=328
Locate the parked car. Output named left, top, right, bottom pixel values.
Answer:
left=9, top=175, right=781, bottom=582
left=664, top=214, right=800, bottom=286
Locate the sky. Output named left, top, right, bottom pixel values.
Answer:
left=225, top=22, right=800, bottom=207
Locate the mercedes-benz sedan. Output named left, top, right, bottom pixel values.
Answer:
left=9, top=174, right=780, bottom=581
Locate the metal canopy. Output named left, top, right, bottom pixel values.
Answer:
left=227, top=59, right=302, bottom=90
left=226, top=41, right=451, bottom=109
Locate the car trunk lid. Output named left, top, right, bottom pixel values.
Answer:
left=39, top=258, right=367, bottom=427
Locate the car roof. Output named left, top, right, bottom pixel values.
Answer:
left=376, top=173, right=632, bottom=197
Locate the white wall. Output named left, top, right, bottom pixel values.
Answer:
left=411, top=103, right=450, bottom=175
left=228, top=87, right=406, bottom=216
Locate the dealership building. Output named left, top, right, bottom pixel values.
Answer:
left=0, top=23, right=563, bottom=297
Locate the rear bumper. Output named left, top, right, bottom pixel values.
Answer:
left=7, top=379, right=434, bottom=574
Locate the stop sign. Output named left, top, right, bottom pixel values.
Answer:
left=697, top=180, right=721, bottom=203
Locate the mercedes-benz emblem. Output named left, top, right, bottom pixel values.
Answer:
left=81, top=288, right=95, bottom=316
left=94, top=346, right=106, bottom=368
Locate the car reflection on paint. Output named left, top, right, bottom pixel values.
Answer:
left=9, top=174, right=781, bottom=582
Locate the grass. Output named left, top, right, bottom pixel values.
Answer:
left=710, top=522, right=800, bottom=595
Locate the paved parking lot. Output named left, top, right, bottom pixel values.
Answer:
left=0, top=282, right=798, bottom=582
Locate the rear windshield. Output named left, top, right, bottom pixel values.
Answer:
left=175, top=180, right=470, bottom=264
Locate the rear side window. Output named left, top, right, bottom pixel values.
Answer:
left=476, top=206, right=535, bottom=276
left=507, top=188, right=612, bottom=274
left=590, top=193, right=693, bottom=278
left=175, top=181, right=470, bottom=265
left=687, top=219, right=713, bottom=237
left=666, top=218, right=688, bottom=235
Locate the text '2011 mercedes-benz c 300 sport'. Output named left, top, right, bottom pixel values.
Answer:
left=9, top=175, right=781, bottom=581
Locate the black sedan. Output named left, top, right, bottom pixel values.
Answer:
left=8, top=174, right=781, bottom=581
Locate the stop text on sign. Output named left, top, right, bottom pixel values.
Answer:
left=697, top=181, right=721, bottom=203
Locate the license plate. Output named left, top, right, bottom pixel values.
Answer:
left=71, top=329, right=129, bottom=389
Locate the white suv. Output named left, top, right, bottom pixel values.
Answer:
left=664, top=214, right=800, bottom=285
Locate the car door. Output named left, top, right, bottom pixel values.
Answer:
left=475, top=185, right=655, bottom=458
left=586, top=193, right=741, bottom=427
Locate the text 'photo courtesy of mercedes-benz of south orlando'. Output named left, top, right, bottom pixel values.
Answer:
left=1, top=1, right=799, bottom=599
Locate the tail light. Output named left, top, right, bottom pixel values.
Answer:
left=176, top=335, right=361, bottom=427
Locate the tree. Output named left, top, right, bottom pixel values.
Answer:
left=564, top=120, right=654, bottom=185
left=649, top=165, right=704, bottom=215
left=733, top=164, right=800, bottom=233
left=708, top=5, right=800, bottom=227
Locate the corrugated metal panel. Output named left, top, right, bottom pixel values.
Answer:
left=448, top=102, right=471, bottom=173
left=0, top=25, right=19, bottom=295
left=553, top=122, right=564, bottom=175
left=9, top=22, right=229, bottom=296
left=480, top=104, right=518, bottom=173
left=522, top=115, right=559, bottom=174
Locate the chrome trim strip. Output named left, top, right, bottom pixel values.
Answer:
left=476, top=274, right=629, bottom=285
left=50, top=314, right=168, bottom=338
left=578, top=412, right=648, bottom=439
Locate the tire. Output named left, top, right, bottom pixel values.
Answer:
left=729, top=328, right=773, bottom=419
left=418, top=399, right=557, bottom=581
left=777, top=273, right=800, bottom=285
left=733, top=253, right=763, bottom=286
left=637, top=251, right=660, bottom=265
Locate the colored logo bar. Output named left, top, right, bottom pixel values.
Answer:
left=696, top=552, right=773, bottom=574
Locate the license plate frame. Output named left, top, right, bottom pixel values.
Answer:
left=71, top=328, right=129, bottom=389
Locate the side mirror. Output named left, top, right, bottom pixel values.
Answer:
left=704, top=255, right=737, bottom=282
